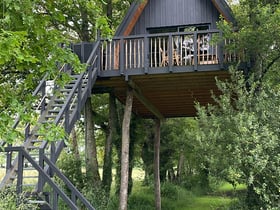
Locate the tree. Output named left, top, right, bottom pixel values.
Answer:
left=191, top=3, right=280, bottom=207
left=0, top=0, right=83, bottom=143
left=196, top=68, right=280, bottom=209
left=220, top=0, right=280, bottom=80
left=119, top=88, right=133, bottom=210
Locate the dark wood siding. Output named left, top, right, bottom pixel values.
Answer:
left=131, top=0, right=220, bottom=35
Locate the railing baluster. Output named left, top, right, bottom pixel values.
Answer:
left=144, top=36, right=149, bottom=73
left=53, top=190, right=58, bottom=210
left=41, top=80, right=46, bottom=113
left=168, top=34, right=172, bottom=71
left=120, top=38, right=125, bottom=75
left=218, top=31, right=224, bottom=69
left=38, top=148, right=44, bottom=192
left=193, top=32, right=198, bottom=70
left=25, top=123, right=30, bottom=140
left=6, top=145, right=12, bottom=173
left=17, top=148, right=23, bottom=195
left=64, top=104, right=70, bottom=134
left=50, top=142, right=55, bottom=177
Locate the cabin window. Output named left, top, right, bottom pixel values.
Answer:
left=178, top=24, right=209, bottom=32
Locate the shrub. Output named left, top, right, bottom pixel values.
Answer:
left=82, top=185, right=110, bottom=210
left=0, top=187, right=38, bottom=210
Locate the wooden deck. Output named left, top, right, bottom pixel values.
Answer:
left=94, top=70, right=230, bottom=118
left=74, top=30, right=241, bottom=118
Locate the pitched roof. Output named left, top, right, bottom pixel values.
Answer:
left=211, top=0, right=235, bottom=23
left=115, top=0, right=148, bottom=36
left=115, top=0, right=235, bottom=36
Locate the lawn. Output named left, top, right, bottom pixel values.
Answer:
left=0, top=166, right=244, bottom=210
left=178, top=196, right=233, bottom=210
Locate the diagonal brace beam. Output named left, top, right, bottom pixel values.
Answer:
left=128, top=80, right=165, bottom=121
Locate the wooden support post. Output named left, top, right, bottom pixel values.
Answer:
left=119, top=87, right=133, bottom=210
left=154, top=119, right=161, bottom=210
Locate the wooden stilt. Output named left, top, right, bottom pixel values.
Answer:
left=154, top=119, right=161, bottom=210
left=119, top=87, right=133, bottom=210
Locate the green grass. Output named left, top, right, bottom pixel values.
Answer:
left=1, top=167, right=243, bottom=210
left=217, top=182, right=246, bottom=192
left=177, top=196, right=233, bottom=210
left=128, top=181, right=239, bottom=210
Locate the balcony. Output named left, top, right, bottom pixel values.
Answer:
left=98, top=29, right=242, bottom=78
left=72, top=30, right=243, bottom=118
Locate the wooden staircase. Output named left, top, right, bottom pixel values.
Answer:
left=0, top=41, right=100, bottom=210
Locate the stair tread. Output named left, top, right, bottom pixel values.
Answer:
left=23, top=175, right=38, bottom=179
left=45, top=115, right=57, bottom=118
left=48, top=109, right=60, bottom=113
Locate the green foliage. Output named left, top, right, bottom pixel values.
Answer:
left=196, top=68, right=280, bottom=209
left=161, top=182, right=194, bottom=201
left=0, top=0, right=85, bottom=144
left=0, top=187, right=38, bottom=210
left=38, top=122, right=67, bottom=142
left=57, top=151, right=85, bottom=190
left=82, top=185, right=110, bottom=210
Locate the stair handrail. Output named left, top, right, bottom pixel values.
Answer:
left=0, top=64, right=70, bottom=149
left=0, top=63, right=71, bottom=189
left=41, top=151, right=95, bottom=210
left=4, top=146, right=95, bottom=210
left=54, top=41, right=100, bottom=133
left=49, top=41, right=100, bottom=165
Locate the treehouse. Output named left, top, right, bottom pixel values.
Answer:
left=88, top=0, right=238, bottom=118
left=0, top=0, right=240, bottom=209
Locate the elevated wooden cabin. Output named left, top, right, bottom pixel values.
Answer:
left=85, top=0, right=238, bottom=118
left=0, top=1, right=240, bottom=208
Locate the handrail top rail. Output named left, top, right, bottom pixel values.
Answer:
left=101, top=29, right=221, bottom=41
left=54, top=41, right=100, bottom=126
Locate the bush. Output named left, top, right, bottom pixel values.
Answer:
left=128, top=193, right=154, bottom=210
left=57, top=152, right=85, bottom=190
left=0, top=187, right=38, bottom=210
left=82, top=185, right=110, bottom=210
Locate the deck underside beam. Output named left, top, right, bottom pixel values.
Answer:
left=128, top=80, right=165, bottom=121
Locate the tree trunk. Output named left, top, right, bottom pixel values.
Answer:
left=119, top=88, right=133, bottom=210
left=154, top=119, right=161, bottom=210
left=85, top=98, right=101, bottom=186
left=177, top=151, right=185, bottom=182
left=70, top=128, right=80, bottom=160
left=102, top=93, right=117, bottom=195
left=105, top=0, right=113, bottom=27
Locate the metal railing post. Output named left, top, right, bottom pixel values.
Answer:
left=41, top=80, right=46, bottom=113
left=50, top=142, right=55, bottom=177
left=38, top=148, right=44, bottom=192
left=17, top=148, right=23, bottom=195
left=218, top=31, right=224, bottom=69
left=168, top=34, right=173, bottom=72
left=193, top=31, right=198, bottom=71
left=120, top=38, right=125, bottom=75
left=144, top=36, right=149, bottom=73
left=64, top=104, right=70, bottom=134
left=6, top=144, right=12, bottom=173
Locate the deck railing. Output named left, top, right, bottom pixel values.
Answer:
left=100, top=30, right=243, bottom=72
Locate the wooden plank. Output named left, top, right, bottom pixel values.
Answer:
left=128, top=80, right=165, bottom=121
